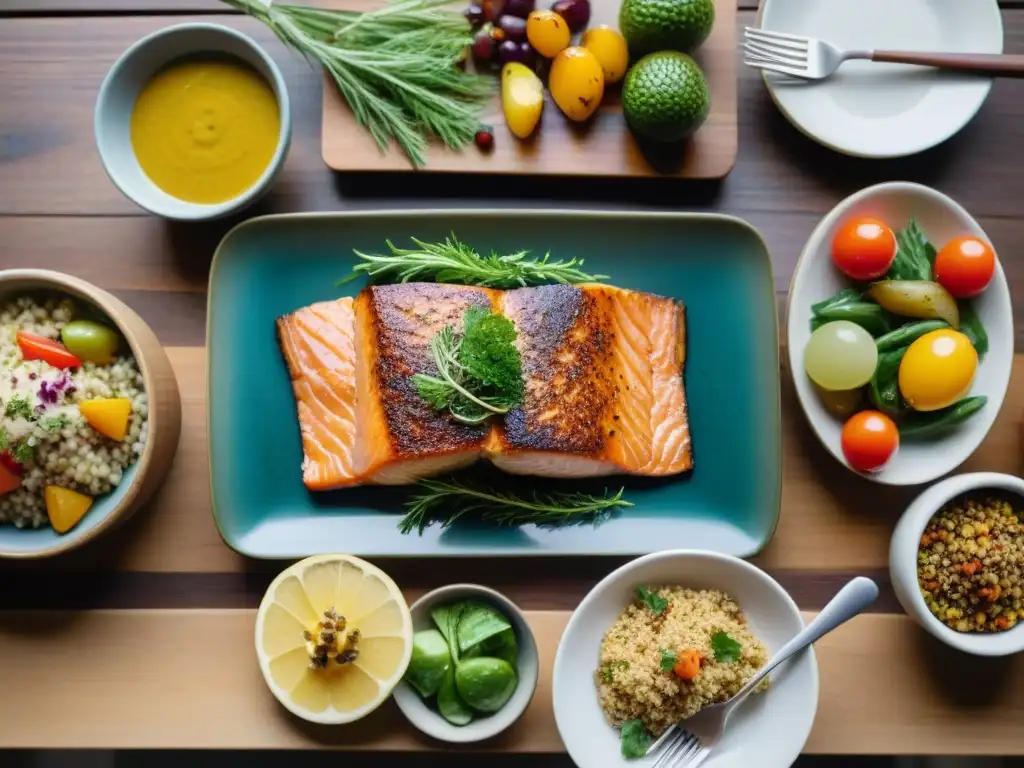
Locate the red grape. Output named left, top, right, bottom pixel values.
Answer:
left=471, top=28, right=496, bottom=62
left=464, top=4, right=486, bottom=26
left=504, top=0, right=536, bottom=18
left=498, top=39, right=537, bottom=65
left=498, top=14, right=528, bottom=40
left=482, top=0, right=506, bottom=22
left=551, top=0, right=590, bottom=32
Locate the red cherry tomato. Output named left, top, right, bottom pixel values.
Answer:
left=15, top=331, right=81, bottom=369
left=831, top=217, right=897, bottom=281
left=934, top=235, right=996, bottom=298
left=841, top=410, right=899, bottom=473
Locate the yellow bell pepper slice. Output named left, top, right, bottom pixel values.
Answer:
left=45, top=486, right=93, bottom=534
left=79, top=398, right=132, bottom=441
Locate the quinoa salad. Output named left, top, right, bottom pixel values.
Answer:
left=597, top=586, right=768, bottom=752
left=0, top=296, right=148, bottom=533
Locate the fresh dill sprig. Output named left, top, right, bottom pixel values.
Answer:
left=398, top=478, right=633, bottom=534
left=224, top=0, right=492, bottom=167
left=339, top=234, right=608, bottom=287
left=412, top=307, right=523, bottom=424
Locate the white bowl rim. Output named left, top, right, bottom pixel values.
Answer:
left=392, top=583, right=540, bottom=744
left=553, top=549, right=819, bottom=767
left=786, top=180, right=1014, bottom=486
left=94, top=21, right=292, bottom=222
left=891, top=472, right=1024, bottom=656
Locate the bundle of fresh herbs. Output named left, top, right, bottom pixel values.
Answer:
left=224, top=0, right=492, bottom=167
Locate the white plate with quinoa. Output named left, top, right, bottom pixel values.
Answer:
left=553, top=550, right=818, bottom=768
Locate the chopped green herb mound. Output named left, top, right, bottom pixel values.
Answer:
left=5, top=395, right=33, bottom=421
left=659, top=649, right=678, bottom=671
left=636, top=586, right=669, bottom=616
left=11, top=442, right=34, bottom=464
left=619, top=718, right=651, bottom=759
left=711, top=631, right=741, bottom=663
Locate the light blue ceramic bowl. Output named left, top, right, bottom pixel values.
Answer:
left=94, top=22, right=292, bottom=221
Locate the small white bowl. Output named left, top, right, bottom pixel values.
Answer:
left=890, top=472, right=1024, bottom=657
left=392, top=584, right=539, bottom=744
left=787, top=182, right=1014, bottom=486
left=553, top=550, right=818, bottom=768
left=95, top=22, right=292, bottom=221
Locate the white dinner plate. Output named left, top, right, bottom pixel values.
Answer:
left=757, top=0, right=1003, bottom=158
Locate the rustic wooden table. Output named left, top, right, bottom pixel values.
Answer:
left=1, top=0, right=1023, bottom=757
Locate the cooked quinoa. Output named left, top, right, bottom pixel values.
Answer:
left=0, top=296, right=148, bottom=529
left=596, top=586, right=768, bottom=737
left=918, top=495, right=1024, bottom=633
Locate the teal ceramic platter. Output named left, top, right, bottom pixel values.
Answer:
left=207, top=211, right=780, bottom=558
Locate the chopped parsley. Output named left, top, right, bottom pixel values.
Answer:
left=39, top=414, right=68, bottom=433
left=11, top=442, right=34, bottom=464
left=619, top=718, right=651, bottom=759
left=659, top=649, right=678, bottom=672
left=4, top=395, right=33, bottom=420
left=600, top=660, right=630, bottom=682
left=636, top=586, right=668, bottom=616
left=0, top=427, right=7, bottom=452
left=711, top=631, right=742, bottom=663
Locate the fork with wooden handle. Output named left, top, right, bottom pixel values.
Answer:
left=744, top=27, right=1024, bottom=80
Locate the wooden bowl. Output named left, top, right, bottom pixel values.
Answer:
left=0, top=269, right=181, bottom=558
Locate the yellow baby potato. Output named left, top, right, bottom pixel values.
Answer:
left=581, top=26, right=629, bottom=84
left=501, top=63, right=545, bottom=139
left=526, top=10, right=572, bottom=58
left=549, top=46, right=605, bottom=122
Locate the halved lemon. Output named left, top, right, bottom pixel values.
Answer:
left=255, top=554, right=413, bottom=724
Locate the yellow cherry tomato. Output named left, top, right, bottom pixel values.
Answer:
left=581, top=26, right=629, bottom=84
left=501, top=62, right=544, bottom=139
left=526, top=10, right=572, bottom=58
left=549, top=46, right=605, bottom=122
left=899, top=329, right=978, bottom=412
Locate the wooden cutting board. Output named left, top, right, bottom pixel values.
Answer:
left=321, top=0, right=737, bottom=176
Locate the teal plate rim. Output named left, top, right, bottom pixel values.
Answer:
left=206, top=209, right=782, bottom=559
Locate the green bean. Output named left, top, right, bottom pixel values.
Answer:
left=811, top=302, right=891, bottom=337
left=875, top=320, right=948, bottom=352
left=811, top=287, right=860, bottom=316
left=899, top=397, right=988, bottom=439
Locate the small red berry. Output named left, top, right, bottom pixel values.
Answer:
left=474, top=127, right=495, bottom=151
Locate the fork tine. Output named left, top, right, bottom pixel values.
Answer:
left=744, top=28, right=808, bottom=52
left=743, top=59, right=814, bottom=79
left=743, top=25, right=810, bottom=44
left=651, top=730, right=691, bottom=768
left=743, top=40, right=808, bottom=64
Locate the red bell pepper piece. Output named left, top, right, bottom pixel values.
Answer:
left=0, top=463, right=20, bottom=496
left=16, top=330, right=81, bottom=369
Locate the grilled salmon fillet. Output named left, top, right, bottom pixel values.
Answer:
left=278, top=282, right=691, bottom=490
left=489, top=283, right=692, bottom=477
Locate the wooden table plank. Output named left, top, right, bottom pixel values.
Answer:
left=0, top=346, right=1014, bottom=578
left=4, top=12, right=1024, bottom=217
left=0, top=609, right=1020, bottom=754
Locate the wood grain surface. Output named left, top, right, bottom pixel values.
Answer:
left=321, top=0, right=737, bottom=176
left=1, top=609, right=1023, bottom=754
left=1, top=0, right=1024, bottom=756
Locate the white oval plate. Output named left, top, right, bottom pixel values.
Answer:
left=787, top=182, right=1014, bottom=486
left=758, top=0, right=1002, bottom=158
left=553, top=550, right=818, bottom=768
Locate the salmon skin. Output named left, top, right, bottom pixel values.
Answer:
left=277, top=283, right=691, bottom=490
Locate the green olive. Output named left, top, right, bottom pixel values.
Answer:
left=60, top=320, right=120, bottom=365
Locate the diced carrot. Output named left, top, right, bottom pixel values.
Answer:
left=0, top=464, right=21, bottom=496
left=994, top=616, right=1011, bottom=630
left=79, top=398, right=132, bottom=441
left=44, top=486, right=93, bottom=534
left=672, top=649, right=701, bottom=681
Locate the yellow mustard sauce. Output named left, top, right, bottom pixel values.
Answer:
left=130, top=58, right=280, bottom=204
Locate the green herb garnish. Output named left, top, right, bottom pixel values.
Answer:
left=619, top=718, right=651, bottom=759
left=888, top=218, right=936, bottom=281
left=0, top=427, right=7, bottom=452
left=398, top=478, right=631, bottom=534
left=11, top=442, right=34, bottom=464
left=600, top=660, right=630, bottom=682
left=413, top=307, right=523, bottom=424
left=4, top=395, right=32, bottom=421
left=659, top=649, right=678, bottom=672
left=341, top=234, right=607, bottom=288
left=959, top=302, right=989, bottom=359
left=39, top=414, right=68, bottom=433
left=636, top=586, right=669, bottom=616
left=224, top=0, right=491, bottom=168
left=711, top=631, right=742, bottom=663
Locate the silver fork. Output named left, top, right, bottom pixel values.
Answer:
left=743, top=26, right=1024, bottom=81
left=646, top=576, right=879, bottom=768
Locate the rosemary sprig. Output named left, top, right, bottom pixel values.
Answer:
left=398, top=478, right=633, bottom=534
left=340, top=234, right=609, bottom=287
left=223, top=0, right=492, bottom=167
